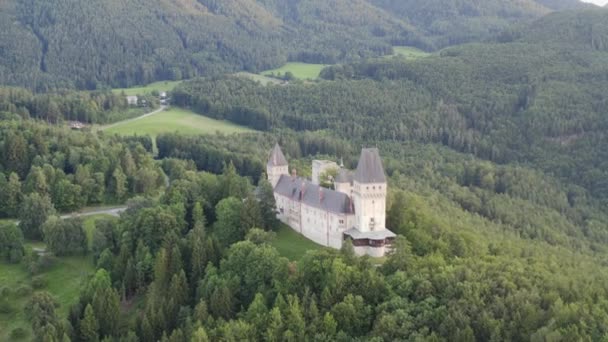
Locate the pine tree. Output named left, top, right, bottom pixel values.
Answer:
left=191, top=327, right=210, bottom=342
left=265, top=307, right=284, bottom=342
left=245, top=293, right=269, bottom=339
left=258, top=177, right=280, bottom=231
left=284, top=295, right=306, bottom=341
left=80, top=304, right=99, bottom=342
left=241, top=192, right=263, bottom=231
left=192, top=202, right=206, bottom=231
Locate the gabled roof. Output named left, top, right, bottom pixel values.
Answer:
left=354, top=148, right=386, bottom=183
left=268, top=143, right=288, bottom=167
left=274, top=175, right=354, bottom=214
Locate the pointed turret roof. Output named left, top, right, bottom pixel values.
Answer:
left=354, top=148, right=386, bottom=183
left=268, top=143, right=288, bottom=167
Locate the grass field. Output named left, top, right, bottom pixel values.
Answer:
left=113, top=80, right=183, bottom=96
left=271, top=224, right=323, bottom=261
left=262, top=63, right=327, bottom=80
left=0, top=256, right=95, bottom=341
left=387, top=46, right=432, bottom=60
left=104, top=107, right=254, bottom=138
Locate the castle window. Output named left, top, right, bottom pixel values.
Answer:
left=339, top=219, right=344, bottom=224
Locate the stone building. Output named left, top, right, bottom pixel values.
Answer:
left=267, top=144, right=395, bottom=257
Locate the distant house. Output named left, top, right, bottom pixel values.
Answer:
left=67, top=121, right=86, bottom=130
left=159, top=91, right=167, bottom=99
left=126, top=96, right=138, bottom=106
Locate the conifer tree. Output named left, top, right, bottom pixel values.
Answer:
left=191, top=327, right=210, bottom=342
left=258, top=177, right=280, bottom=231
left=265, top=307, right=284, bottom=342
left=80, top=304, right=100, bottom=342
left=241, top=192, right=263, bottom=231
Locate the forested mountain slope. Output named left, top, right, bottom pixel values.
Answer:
left=0, top=0, right=419, bottom=90
left=369, top=0, right=593, bottom=47
left=173, top=9, right=608, bottom=238
left=0, top=0, right=601, bottom=90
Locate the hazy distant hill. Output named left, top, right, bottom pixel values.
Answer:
left=369, top=0, right=593, bottom=48
left=0, top=0, right=602, bottom=90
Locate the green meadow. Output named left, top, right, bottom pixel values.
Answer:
left=0, top=215, right=109, bottom=341
left=262, top=62, right=327, bottom=80
left=271, top=224, right=323, bottom=261
left=103, top=107, right=254, bottom=138
left=388, top=46, right=432, bottom=59
left=112, top=80, right=183, bottom=96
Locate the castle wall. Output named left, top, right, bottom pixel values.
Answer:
left=353, top=245, right=389, bottom=258
left=276, top=192, right=353, bottom=249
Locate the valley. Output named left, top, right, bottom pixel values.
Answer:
left=1, top=1, right=608, bottom=341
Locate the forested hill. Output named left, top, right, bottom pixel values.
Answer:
left=0, top=0, right=418, bottom=91
left=0, top=0, right=601, bottom=91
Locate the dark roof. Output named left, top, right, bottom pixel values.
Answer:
left=268, top=144, right=288, bottom=167
left=274, top=175, right=354, bottom=214
left=354, top=148, right=386, bottom=183
left=335, top=168, right=354, bottom=184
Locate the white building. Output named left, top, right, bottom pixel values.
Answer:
left=126, top=96, right=138, bottom=106
left=267, top=144, right=396, bottom=257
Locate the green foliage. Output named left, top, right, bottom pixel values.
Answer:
left=18, top=193, right=56, bottom=241
left=0, top=0, right=421, bottom=90
left=42, top=217, right=88, bottom=256
left=0, top=120, right=165, bottom=219
left=0, top=223, right=25, bottom=263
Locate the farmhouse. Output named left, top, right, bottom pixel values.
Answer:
left=267, top=144, right=396, bottom=257
left=126, top=95, right=138, bottom=106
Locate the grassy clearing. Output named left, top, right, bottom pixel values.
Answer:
left=234, top=72, right=283, bottom=85
left=113, top=80, right=183, bottom=96
left=262, top=62, right=327, bottom=80
left=103, top=107, right=254, bottom=138
left=271, top=224, right=323, bottom=261
left=387, top=46, right=431, bottom=60
left=0, top=219, right=16, bottom=226
left=0, top=256, right=95, bottom=341
left=0, top=215, right=109, bottom=341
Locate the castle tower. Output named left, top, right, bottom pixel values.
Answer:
left=267, top=143, right=289, bottom=188
left=352, top=148, right=387, bottom=233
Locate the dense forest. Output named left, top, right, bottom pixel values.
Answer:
left=7, top=126, right=608, bottom=341
left=0, top=121, right=163, bottom=219
left=3, top=2, right=608, bottom=341
left=173, top=9, right=608, bottom=203
left=0, top=0, right=599, bottom=90
left=0, top=87, right=160, bottom=124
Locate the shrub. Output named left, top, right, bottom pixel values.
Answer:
left=0, top=286, right=11, bottom=297
left=10, top=327, right=27, bottom=339
left=15, top=285, right=33, bottom=297
left=32, top=275, right=48, bottom=289
left=0, top=298, right=14, bottom=314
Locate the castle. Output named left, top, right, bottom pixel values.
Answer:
left=267, top=144, right=396, bottom=257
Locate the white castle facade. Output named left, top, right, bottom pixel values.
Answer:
left=267, top=144, right=396, bottom=257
